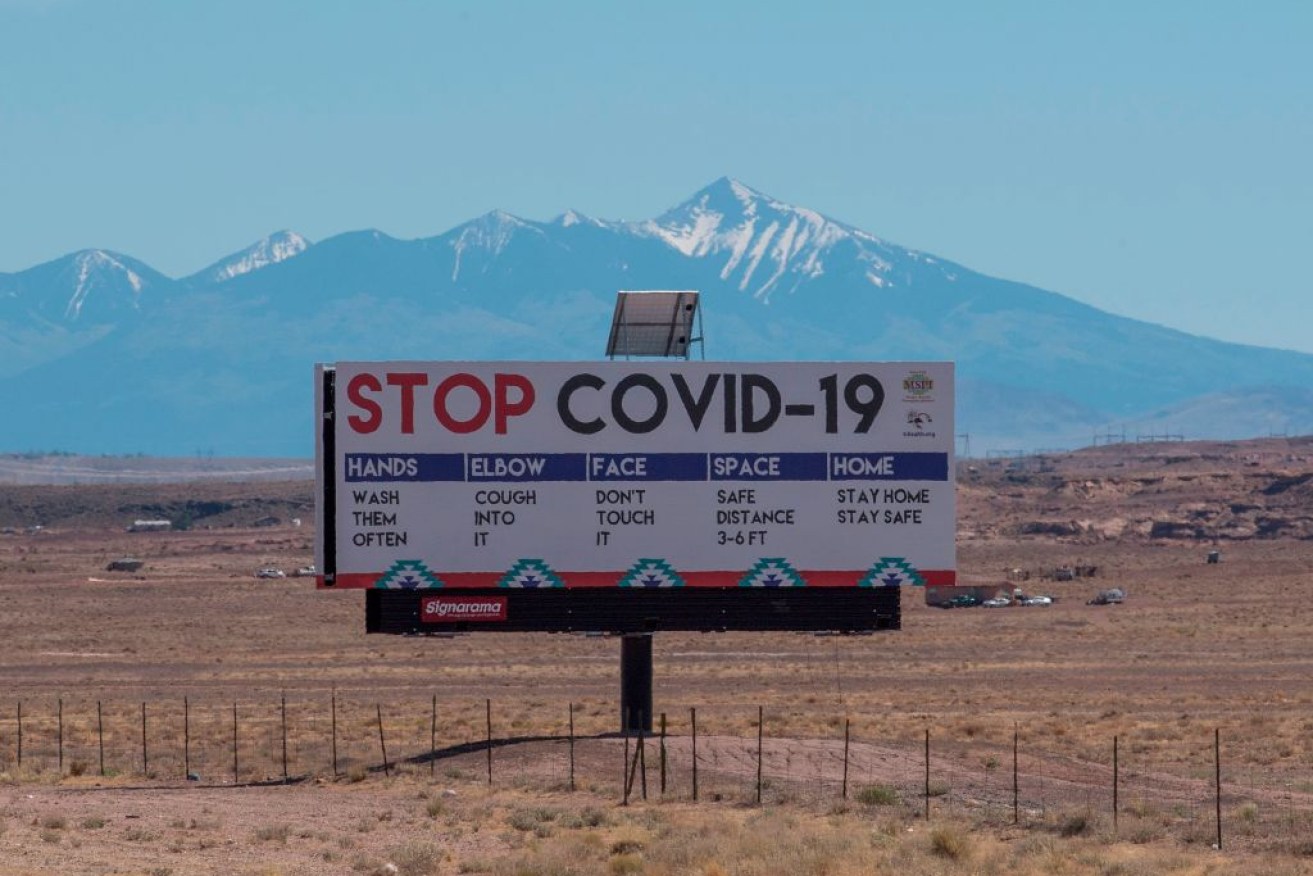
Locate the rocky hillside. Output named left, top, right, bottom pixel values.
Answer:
left=3, top=437, right=1311, bottom=543
left=959, top=436, right=1313, bottom=543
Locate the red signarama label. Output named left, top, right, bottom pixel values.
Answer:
left=421, top=595, right=508, bottom=623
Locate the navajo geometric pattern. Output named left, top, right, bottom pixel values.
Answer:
left=858, top=557, right=926, bottom=587
left=497, top=558, right=566, bottom=589
left=618, top=558, right=686, bottom=588
left=373, top=559, right=444, bottom=589
left=738, top=557, right=806, bottom=588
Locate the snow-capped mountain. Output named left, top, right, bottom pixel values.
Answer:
left=0, top=249, right=172, bottom=379
left=0, top=248, right=168, bottom=324
left=188, top=230, right=311, bottom=285
left=635, top=178, right=910, bottom=301
left=2, top=178, right=1312, bottom=456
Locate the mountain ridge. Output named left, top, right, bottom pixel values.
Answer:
left=2, top=178, right=1310, bottom=456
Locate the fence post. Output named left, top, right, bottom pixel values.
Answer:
left=659, top=712, right=667, bottom=796
left=281, top=692, right=289, bottom=783
left=1215, top=728, right=1223, bottom=850
left=924, top=728, right=931, bottom=820
left=97, top=701, right=104, bottom=777
left=1113, top=734, right=1119, bottom=834
left=622, top=708, right=632, bottom=805
left=232, top=702, right=238, bottom=784
left=1013, top=723, right=1019, bottom=825
left=184, top=696, right=190, bottom=780
left=16, top=701, right=22, bottom=769
left=624, top=715, right=645, bottom=804
left=377, top=704, right=390, bottom=777
left=57, top=698, right=64, bottom=774
left=430, top=694, right=437, bottom=779
left=485, top=699, right=493, bottom=785
left=842, top=718, right=850, bottom=800
left=568, top=702, right=576, bottom=792
left=639, top=722, right=648, bottom=801
left=691, top=706, right=698, bottom=802
left=756, top=705, right=764, bottom=805
left=330, top=690, right=338, bottom=779
left=141, top=702, right=148, bottom=777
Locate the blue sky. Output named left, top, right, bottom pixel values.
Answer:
left=2, top=1, right=1310, bottom=352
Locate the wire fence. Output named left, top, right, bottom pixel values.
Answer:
left=2, top=694, right=1311, bottom=852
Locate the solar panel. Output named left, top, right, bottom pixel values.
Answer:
left=605, top=290, right=701, bottom=359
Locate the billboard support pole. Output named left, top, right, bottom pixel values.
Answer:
left=620, top=634, right=653, bottom=734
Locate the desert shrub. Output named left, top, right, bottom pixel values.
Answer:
left=855, top=784, right=899, bottom=806
left=1123, top=818, right=1165, bottom=845
left=508, top=807, right=559, bottom=835
left=349, top=853, right=381, bottom=873
left=1056, top=810, right=1093, bottom=837
left=1009, top=833, right=1060, bottom=864
left=389, top=840, right=443, bottom=875
left=609, top=853, right=643, bottom=875
left=929, top=826, right=971, bottom=861
left=254, top=823, right=291, bottom=843
left=1286, top=839, right=1313, bottom=857
left=561, top=807, right=609, bottom=829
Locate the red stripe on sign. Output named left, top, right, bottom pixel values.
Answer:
left=323, top=569, right=956, bottom=589
left=420, top=595, right=508, bottom=622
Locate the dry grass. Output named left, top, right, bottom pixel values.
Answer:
left=3, top=443, right=1313, bottom=871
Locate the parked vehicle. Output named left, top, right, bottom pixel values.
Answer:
left=1021, top=595, right=1053, bottom=606
left=256, top=567, right=286, bottom=579
left=1088, top=587, right=1125, bottom=605
left=939, top=593, right=981, bottom=609
left=982, top=596, right=1011, bottom=608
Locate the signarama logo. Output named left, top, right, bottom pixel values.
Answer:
left=421, top=595, right=508, bottom=622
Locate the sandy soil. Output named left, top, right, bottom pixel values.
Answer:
left=3, top=438, right=1313, bottom=873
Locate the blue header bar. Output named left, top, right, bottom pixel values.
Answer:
left=589, top=453, right=708, bottom=481
left=710, top=453, right=829, bottom=481
left=344, top=453, right=464, bottom=482
left=344, top=451, right=950, bottom=482
left=467, top=453, right=588, bottom=482
left=829, top=452, right=948, bottom=481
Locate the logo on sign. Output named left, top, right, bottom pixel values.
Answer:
left=421, top=596, right=509, bottom=622
left=902, top=370, right=934, bottom=402
left=903, top=409, right=936, bottom=438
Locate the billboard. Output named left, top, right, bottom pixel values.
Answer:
left=315, top=361, right=954, bottom=633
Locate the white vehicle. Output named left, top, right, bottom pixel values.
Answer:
left=292, top=565, right=317, bottom=577
left=256, top=567, right=286, bottom=579
left=982, top=596, right=1011, bottom=608
left=1021, top=595, right=1053, bottom=606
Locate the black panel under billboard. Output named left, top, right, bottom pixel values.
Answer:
left=366, top=587, right=900, bottom=635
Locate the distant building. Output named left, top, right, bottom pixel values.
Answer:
left=127, top=519, right=172, bottom=532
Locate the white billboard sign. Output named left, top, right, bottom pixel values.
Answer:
left=315, top=361, right=954, bottom=590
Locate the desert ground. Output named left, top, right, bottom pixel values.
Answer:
left=2, top=438, right=1313, bottom=874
